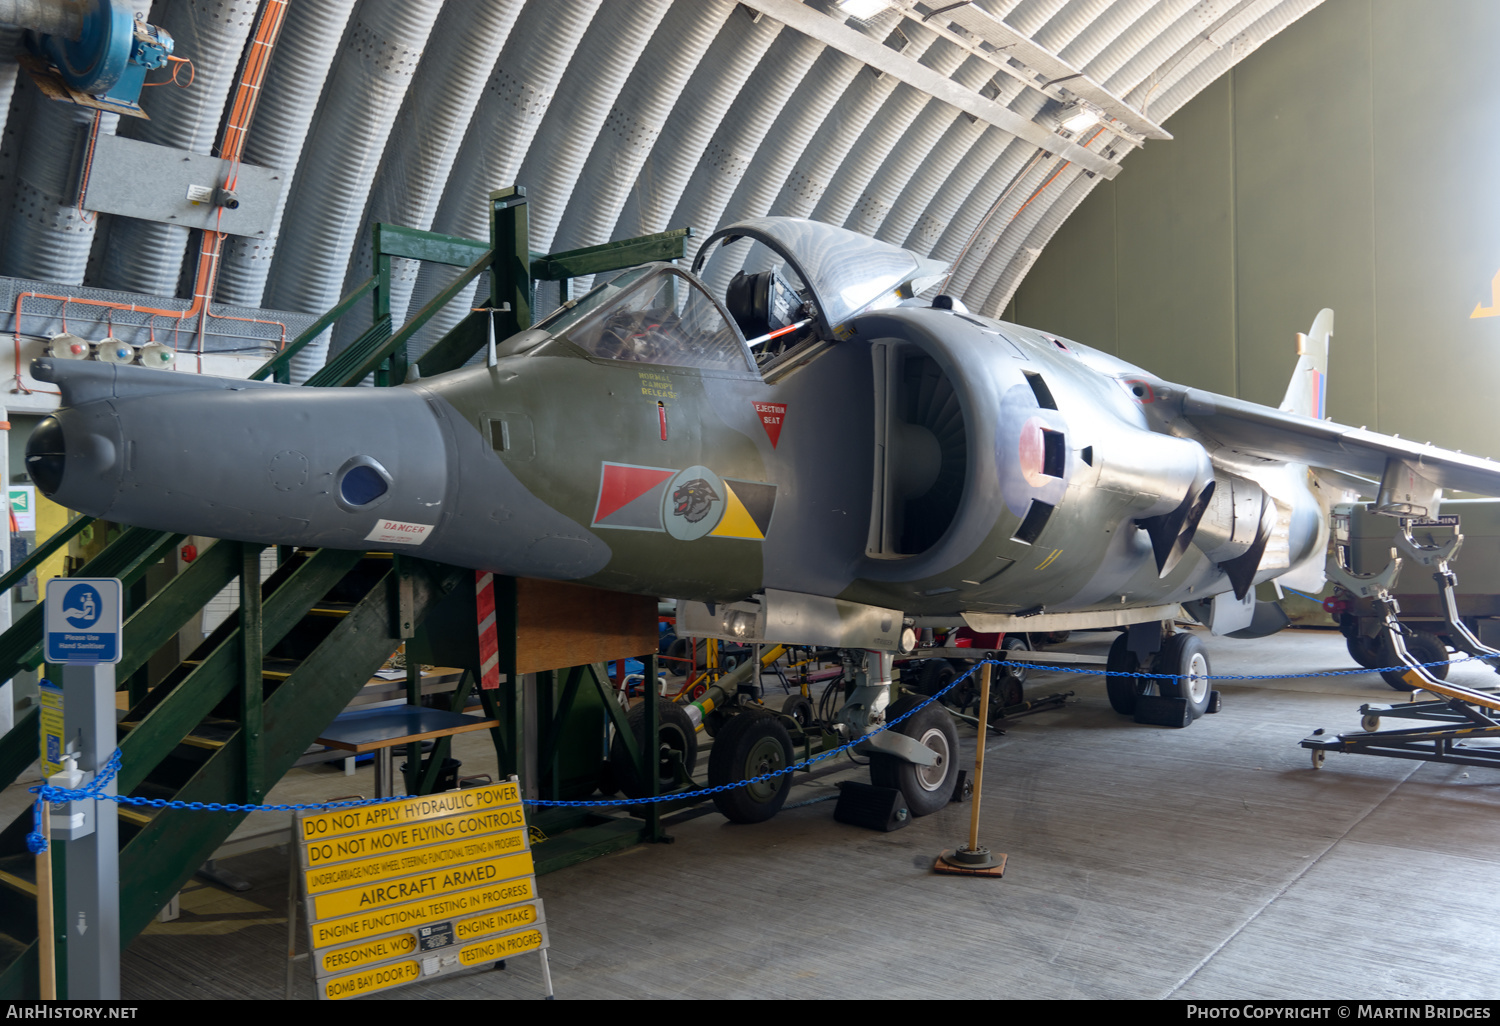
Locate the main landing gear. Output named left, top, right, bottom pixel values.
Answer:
left=695, top=647, right=963, bottom=824
left=1106, top=621, right=1220, bottom=726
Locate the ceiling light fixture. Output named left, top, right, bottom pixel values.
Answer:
left=1055, top=103, right=1101, bottom=134
left=836, top=0, right=895, bottom=21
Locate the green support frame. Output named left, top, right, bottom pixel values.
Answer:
left=0, top=187, right=699, bottom=995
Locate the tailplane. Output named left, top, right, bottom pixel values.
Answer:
left=1279, top=308, right=1333, bottom=419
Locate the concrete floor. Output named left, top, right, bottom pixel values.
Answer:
left=25, top=627, right=1500, bottom=1000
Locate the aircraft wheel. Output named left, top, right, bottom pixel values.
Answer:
left=609, top=699, right=698, bottom=799
left=1379, top=632, right=1448, bottom=692
left=1311, top=749, right=1326, bottom=770
left=915, top=658, right=958, bottom=699
left=869, top=695, right=959, bottom=817
left=1105, top=633, right=1151, bottom=715
left=1360, top=713, right=1381, bottom=732
left=999, top=634, right=1031, bottom=687
left=992, top=672, right=1024, bottom=715
left=780, top=693, right=814, bottom=728
left=596, top=760, right=620, bottom=798
left=708, top=712, right=794, bottom=824
left=1157, top=633, right=1212, bottom=719
left=1345, top=633, right=1382, bottom=669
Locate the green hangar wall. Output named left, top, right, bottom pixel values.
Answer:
left=1007, top=0, right=1500, bottom=459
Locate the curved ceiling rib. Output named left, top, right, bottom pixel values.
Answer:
left=216, top=0, right=358, bottom=309
left=405, top=0, right=599, bottom=355
left=701, top=8, right=903, bottom=297
left=0, top=0, right=1323, bottom=355
left=806, top=31, right=962, bottom=232
left=332, top=0, right=524, bottom=352
left=265, top=0, right=443, bottom=382
left=612, top=8, right=784, bottom=243
left=551, top=0, right=736, bottom=267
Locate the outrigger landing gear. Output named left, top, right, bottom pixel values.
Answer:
left=1305, top=520, right=1500, bottom=769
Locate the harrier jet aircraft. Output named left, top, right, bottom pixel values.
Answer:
left=25, top=218, right=1500, bottom=816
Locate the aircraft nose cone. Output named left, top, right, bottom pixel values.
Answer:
left=21, top=406, right=124, bottom=517
left=25, top=415, right=66, bottom=496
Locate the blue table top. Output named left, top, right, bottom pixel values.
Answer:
left=315, top=705, right=497, bottom=752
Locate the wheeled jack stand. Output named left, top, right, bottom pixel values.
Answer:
left=1304, top=520, right=1500, bottom=770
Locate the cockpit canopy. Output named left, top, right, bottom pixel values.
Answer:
left=694, top=217, right=947, bottom=338
left=536, top=263, right=756, bottom=375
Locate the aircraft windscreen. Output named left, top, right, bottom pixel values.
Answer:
left=560, top=268, right=754, bottom=374
left=532, top=265, right=653, bottom=337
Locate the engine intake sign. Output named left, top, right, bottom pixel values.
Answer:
left=297, top=779, right=554, bottom=1000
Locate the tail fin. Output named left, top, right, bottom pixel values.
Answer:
left=1279, top=308, right=1333, bottom=419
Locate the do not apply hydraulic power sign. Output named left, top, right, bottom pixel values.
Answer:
left=298, top=780, right=550, bottom=1000
left=44, top=577, right=123, bottom=664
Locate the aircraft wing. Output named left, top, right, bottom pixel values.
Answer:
left=1177, top=387, right=1500, bottom=498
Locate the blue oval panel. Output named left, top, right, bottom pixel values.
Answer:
left=341, top=464, right=388, bottom=506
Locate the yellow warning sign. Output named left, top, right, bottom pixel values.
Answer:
left=455, top=901, right=541, bottom=942
left=305, top=828, right=527, bottom=895
left=312, top=851, right=533, bottom=921
left=459, top=928, right=545, bottom=967
left=300, top=777, right=551, bottom=998
left=305, top=810, right=526, bottom=866
left=321, top=931, right=419, bottom=975
left=322, top=959, right=422, bottom=1001
left=39, top=681, right=64, bottom=778
left=310, top=876, right=537, bottom=949
left=300, top=782, right=521, bottom=842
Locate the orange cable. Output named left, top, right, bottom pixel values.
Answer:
left=10, top=2, right=290, bottom=389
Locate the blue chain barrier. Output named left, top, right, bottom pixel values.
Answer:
left=26, top=648, right=1497, bottom=835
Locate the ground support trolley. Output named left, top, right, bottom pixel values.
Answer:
left=1305, top=515, right=1500, bottom=771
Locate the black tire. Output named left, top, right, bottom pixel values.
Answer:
left=998, top=634, right=1031, bottom=687
left=666, top=637, right=698, bottom=671
left=1346, top=633, right=1382, bottom=669
left=780, top=693, right=814, bottom=728
left=868, top=695, right=959, bottom=817
left=708, top=712, right=794, bottom=823
left=608, top=699, right=698, bottom=799
left=1105, top=632, right=1151, bottom=715
left=1380, top=631, right=1449, bottom=691
left=1156, top=632, right=1212, bottom=719
left=596, top=760, right=620, bottom=798
left=991, top=672, right=1024, bottom=713
left=915, top=658, right=959, bottom=704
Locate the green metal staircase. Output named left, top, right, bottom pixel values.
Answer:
left=0, top=189, right=693, bottom=998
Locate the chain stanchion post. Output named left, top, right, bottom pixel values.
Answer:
left=934, top=661, right=1006, bottom=878
left=967, top=663, right=991, bottom=852
left=36, top=807, right=55, bottom=999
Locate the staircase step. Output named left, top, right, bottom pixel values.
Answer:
left=0, top=932, right=29, bottom=971
left=0, top=539, right=460, bottom=995
left=0, top=868, right=35, bottom=898
left=118, top=806, right=153, bottom=828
